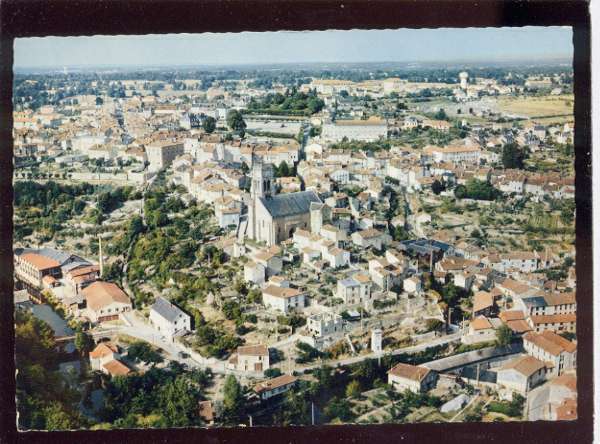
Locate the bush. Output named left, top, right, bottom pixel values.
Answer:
left=264, top=368, right=283, bottom=378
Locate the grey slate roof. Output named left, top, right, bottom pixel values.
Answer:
left=151, top=296, right=188, bottom=323
left=259, top=191, right=321, bottom=219
left=521, top=296, right=547, bottom=308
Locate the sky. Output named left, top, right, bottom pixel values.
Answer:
left=14, top=27, right=573, bottom=69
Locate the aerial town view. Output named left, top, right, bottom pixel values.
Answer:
left=12, top=28, right=577, bottom=430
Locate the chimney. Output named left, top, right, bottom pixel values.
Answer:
left=98, top=235, right=104, bottom=278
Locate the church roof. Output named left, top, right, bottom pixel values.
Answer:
left=259, top=191, right=321, bottom=218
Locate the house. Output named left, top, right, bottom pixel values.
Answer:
left=500, top=252, right=539, bottom=273
left=403, top=276, right=421, bottom=294
left=307, top=312, right=344, bottom=337
left=462, top=316, right=502, bottom=344
left=82, top=281, right=132, bottom=323
left=472, top=291, right=496, bottom=318
left=299, top=312, right=345, bottom=350
left=253, top=246, right=283, bottom=277
left=149, top=296, right=192, bottom=340
left=523, top=331, right=576, bottom=377
left=422, top=144, right=481, bottom=164
left=244, top=261, right=266, bottom=285
left=146, top=140, right=184, bottom=172
left=262, top=285, right=306, bottom=314
left=254, top=374, right=298, bottom=401
left=542, top=292, right=576, bottom=315
left=498, top=310, right=532, bottom=335
left=351, top=228, right=391, bottom=250
left=89, top=342, right=131, bottom=377
left=528, top=313, right=576, bottom=333
left=496, top=355, right=547, bottom=394
left=388, top=363, right=438, bottom=393
left=64, top=265, right=100, bottom=295
left=336, top=274, right=372, bottom=307
left=228, top=344, right=270, bottom=373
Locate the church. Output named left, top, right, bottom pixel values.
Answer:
left=243, top=156, right=322, bottom=246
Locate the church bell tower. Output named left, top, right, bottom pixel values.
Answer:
left=247, top=155, right=275, bottom=240
left=250, top=155, right=274, bottom=199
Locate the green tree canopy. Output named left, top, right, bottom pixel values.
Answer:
left=202, top=116, right=217, bottom=133
left=502, top=142, right=527, bottom=169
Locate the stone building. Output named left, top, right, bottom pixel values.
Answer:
left=245, top=156, right=321, bottom=246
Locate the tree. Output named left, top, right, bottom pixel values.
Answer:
left=74, top=328, right=94, bottom=356
left=496, top=324, right=514, bottom=346
left=392, top=225, right=409, bottom=242
left=127, top=341, right=163, bottom=365
left=502, top=143, right=526, bottom=169
left=128, top=215, right=144, bottom=240
left=95, top=96, right=103, bottom=106
left=431, top=179, right=445, bottom=195
left=43, top=402, right=77, bottom=430
left=202, top=116, right=216, bottom=133
left=276, top=161, right=291, bottom=177
left=226, top=110, right=246, bottom=135
left=454, top=184, right=467, bottom=199
left=158, top=375, right=200, bottom=427
left=425, top=318, right=444, bottom=332
left=324, top=397, right=353, bottom=422
left=264, top=368, right=283, bottom=378
left=345, top=380, right=361, bottom=399
left=279, top=391, right=311, bottom=425
left=434, top=108, right=448, bottom=120
left=222, top=375, right=244, bottom=422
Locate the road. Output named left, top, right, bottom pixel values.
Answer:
left=95, top=310, right=461, bottom=377
left=294, top=330, right=462, bottom=373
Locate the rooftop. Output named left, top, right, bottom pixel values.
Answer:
left=499, top=355, right=546, bottom=377
left=82, top=281, right=131, bottom=311
left=388, top=362, right=432, bottom=382
left=237, top=344, right=268, bottom=357
left=151, top=296, right=188, bottom=323
left=259, top=190, right=321, bottom=218
left=254, top=374, right=297, bottom=394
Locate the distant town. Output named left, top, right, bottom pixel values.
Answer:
left=13, top=60, right=576, bottom=429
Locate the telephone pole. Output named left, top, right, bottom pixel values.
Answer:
left=311, top=402, right=315, bottom=426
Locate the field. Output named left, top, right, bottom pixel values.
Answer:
left=495, top=94, right=574, bottom=119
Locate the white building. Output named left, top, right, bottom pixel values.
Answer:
left=388, top=363, right=438, bottom=393
left=351, top=228, right=391, bottom=250
left=228, top=344, right=270, bottom=373
left=403, top=276, right=422, bottom=294
left=262, top=285, right=306, bottom=314
left=149, top=296, right=192, bottom=340
left=423, top=145, right=481, bottom=164
left=523, top=331, right=577, bottom=377
left=337, top=273, right=372, bottom=307
left=496, top=355, right=547, bottom=394
left=81, top=281, right=132, bottom=324
left=307, top=312, right=344, bottom=337
left=254, top=375, right=298, bottom=401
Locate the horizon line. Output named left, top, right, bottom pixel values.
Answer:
left=14, top=55, right=573, bottom=71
